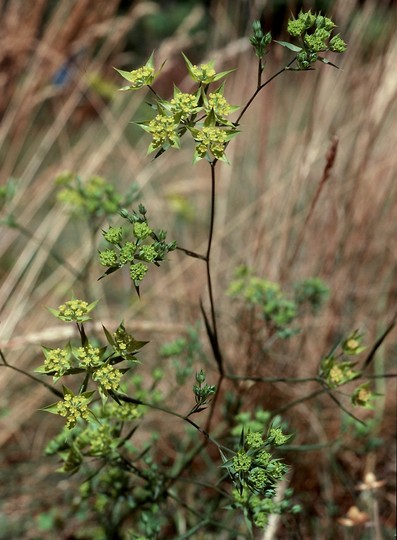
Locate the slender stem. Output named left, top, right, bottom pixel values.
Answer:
left=176, top=245, right=206, bottom=261
left=257, top=57, right=263, bottom=88
left=273, top=388, right=325, bottom=415
left=235, top=66, right=286, bottom=125
left=112, top=390, right=228, bottom=451
left=0, top=350, right=63, bottom=398
left=226, top=374, right=320, bottom=384
left=234, top=58, right=297, bottom=127
left=205, top=163, right=223, bottom=370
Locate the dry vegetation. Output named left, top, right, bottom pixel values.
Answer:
left=0, top=0, right=396, bottom=538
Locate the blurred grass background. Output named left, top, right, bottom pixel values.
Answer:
left=0, top=0, right=396, bottom=538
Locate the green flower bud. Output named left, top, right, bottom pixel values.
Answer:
left=253, top=511, right=268, bottom=528
left=298, top=10, right=316, bottom=30
left=257, top=450, right=272, bottom=466
left=316, top=15, right=336, bottom=31
left=249, top=467, right=268, bottom=489
left=170, top=92, right=199, bottom=119
left=76, top=344, right=102, bottom=368
left=42, top=347, right=71, bottom=378
left=92, top=364, right=122, bottom=391
left=207, top=92, right=232, bottom=117
left=133, top=222, right=152, bottom=240
left=329, top=34, right=347, bottom=53
left=233, top=450, right=252, bottom=472
left=139, top=244, right=157, bottom=262
left=287, top=19, right=306, bottom=37
left=351, top=383, right=373, bottom=408
left=56, top=299, right=91, bottom=322
left=56, top=393, right=92, bottom=429
left=102, top=226, right=123, bottom=244
left=99, top=248, right=118, bottom=267
left=246, top=431, right=263, bottom=449
left=191, top=63, right=216, bottom=83
left=119, top=242, right=136, bottom=264
left=268, top=427, right=289, bottom=446
left=130, top=262, right=148, bottom=282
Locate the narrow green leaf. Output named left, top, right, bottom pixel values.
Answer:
left=274, top=40, right=302, bottom=52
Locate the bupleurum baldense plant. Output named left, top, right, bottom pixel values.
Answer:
left=2, top=11, right=394, bottom=540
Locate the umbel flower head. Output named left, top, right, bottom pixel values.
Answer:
left=278, top=10, right=347, bottom=70
left=182, top=53, right=235, bottom=84
left=115, top=52, right=160, bottom=90
left=43, top=386, right=95, bottom=429
left=139, top=113, right=180, bottom=154
left=48, top=298, right=98, bottom=323
left=35, top=345, right=72, bottom=381
left=92, top=364, right=123, bottom=392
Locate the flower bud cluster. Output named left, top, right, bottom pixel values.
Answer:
left=92, top=364, right=122, bottom=391
left=206, top=93, right=232, bottom=118
left=190, top=63, right=216, bottom=83
left=56, top=393, right=91, bottom=429
left=170, top=92, right=199, bottom=119
left=129, top=262, right=148, bottom=282
left=229, top=427, right=290, bottom=528
left=76, top=344, right=102, bottom=368
left=195, top=126, right=228, bottom=159
left=125, top=65, right=154, bottom=89
left=286, top=11, right=346, bottom=70
left=56, top=173, right=125, bottom=217
left=147, top=114, right=179, bottom=149
left=56, top=299, right=90, bottom=322
left=99, top=209, right=175, bottom=285
left=43, top=347, right=71, bottom=378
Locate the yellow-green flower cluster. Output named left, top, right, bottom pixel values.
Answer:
left=99, top=248, right=118, bottom=267
left=268, top=427, right=289, bottom=446
left=43, top=347, right=71, bottom=378
left=56, top=174, right=123, bottom=217
left=139, top=244, right=157, bottom=262
left=195, top=126, right=228, bottom=159
left=88, top=424, right=115, bottom=456
left=147, top=114, right=179, bottom=149
left=92, top=364, right=122, bottom=391
left=207, top=92, right=232, bottom=117
left=287, top=11, right=316, bottom=36
left=304, top=28, right=331, bottom=52
left=321, top=355, right=358, bottom=389
left=119, top=242, right=136, bottom=264
left=113, top=326, right=131, bottom=355
left=342, top=332, right=366, bottom=355
left=57, top=299, right=89, bottom=322
left=125, top=65, right=154, bottom=89
left=233, top=450, right=253, bottom=472
left=329, top=365, right=347, bottom=386
left=103, top=226, right=123, bottom=245
left=133, top=222, right=152, bottom=239
left=76, top=344, right=102, bottom=368
left=256, top=450, right=271, bottom=466
left=351, top=383, right=373, bottom=408
left=329, top=34, right=347, bottom=53
left=285, top=11, right=346, bottom=70
left=191, top=63, right=216, bottom=83
left=170, top=92, right=199, bottom=119
left=110, top=323, right=144, bottom=362
left=248, top=467, right=268, bottom=490
left=56, top=393, right=91, bottom=429
left=246, top=431, right=264, bottom=449
left=130, top=262, right=148, bottom=282
left=106, top=401, right=144, bottom=421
